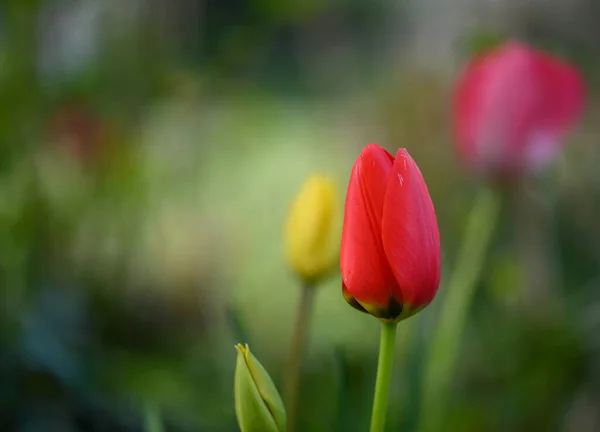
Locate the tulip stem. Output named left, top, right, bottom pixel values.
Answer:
left=370, top=321, right=398, bottom=432
left=144, top=402, right=164, bottom=432
left=419, top=186, right=501, bottom=432
left=284, top=284, right=315, bottom=432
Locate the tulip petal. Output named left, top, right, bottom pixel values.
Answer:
left=524, top=50, right=585, bottom=168
left=455, top=43, right=540, bottom=172
left=340, top=144, right=398, bottom=308
left=381, top=149, right=441, bottom=309
left=342, top=281, right=369, bottom=315
left=284, top=174, right=339, bottom=283
left=454, top=41, right=585, bottom=175
left=454, top=53, right=489, bottom=169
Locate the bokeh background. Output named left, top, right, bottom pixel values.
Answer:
left=1, top=0, right=600, bottom=430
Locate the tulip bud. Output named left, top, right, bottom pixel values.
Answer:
left=340, top=145, right=441, bottom=322
left=234, top=344, right=286, bottom=432
left=284, top=173, right=339, bottom=285
left=453, top=41, right=585, bottom=177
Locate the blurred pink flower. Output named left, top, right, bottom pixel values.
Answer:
left=453, top=41, right=585, bottom=177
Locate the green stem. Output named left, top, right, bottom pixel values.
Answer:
left=144, top=403, right=164, bottom=432
left=370, top=321, right=398, bottom=432
left=419, top=187, right=501, bottom=432
left=284, top=284, right=315, bottom=432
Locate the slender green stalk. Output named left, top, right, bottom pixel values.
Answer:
left=144, top=403, right=164, bottom=432
left=370, top=321, right=399, bottom=432
left=333, top=346, right=350, bottom=432
left=419, top=187, right=502, bottom=432
left=284, top=284, right=315, bottom=432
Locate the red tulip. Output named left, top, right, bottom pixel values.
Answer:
left=453, top=41, right=585, bottom=177
left=340, top=144, right=441, bottom=321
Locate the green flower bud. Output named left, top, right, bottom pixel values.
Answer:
left=234, top=344, right=286, bottom=432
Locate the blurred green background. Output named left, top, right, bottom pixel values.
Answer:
left=1, top=0, right=600, bottom=430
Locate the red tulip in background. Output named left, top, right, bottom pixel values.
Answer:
left=453, top=41, right=585, bottom=176
left=340, top=144, right=441, bottom=321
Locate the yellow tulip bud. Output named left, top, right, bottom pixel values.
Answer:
left=284, top=173, right=339, bottom=284
left=234, top=344, right=286, bottom=432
